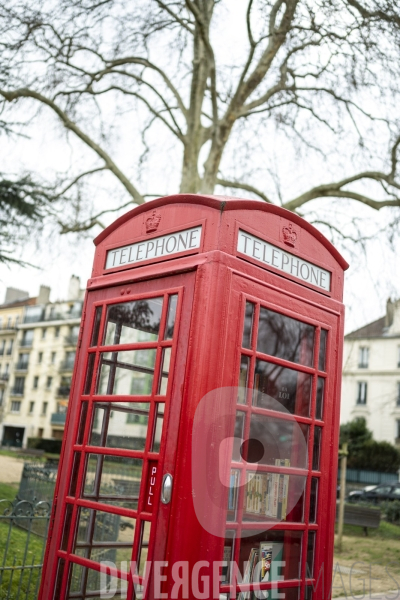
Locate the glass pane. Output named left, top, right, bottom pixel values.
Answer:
left=91, top=307, right=102, bottom=347
left=253, top=360, right=311, bottom=417
left=238, top=530, right=302, bottom=582
left=69, top=453, right=82, bottom=497
left=138, top=521, right=151, bottom=577
left=222, top=532, right=235, bottom=584
left=158, top=347, right=171, bottom=395
left=77, top=402, right=89, bottom=444
left=257, top=307, right=315, bottom=366
left=233, top=412, right=245, bottom=461
left=306, top=531, right=316, bottom=578
left=104, top=298, right=163, bottom=345
left=83, top=454, right=143, bottom=508
left=227, top=469, right=240, bottom=521
left=249, top=414, right=308, bottom=469
left=89, top=402, right=150, bottom=451
left=165, top=295, right=178, bottom=339
left=305, top=587, right=313, bottom=600
left=53, top=559, right=65, bottom=600
left=61, top=505, right=73, bottom=551
left=243, top=472, right=306, bottom=522
left=73, top=507, right=135, bottom=564
left=316, top=377, right=325, bottom=420
left=151, top=403, right=165, bottom=452
left=313, top=427, right=322, bottom=471
left=242, top=302, right=255, bottom=349
left=68, top=562, right=125, bottom=598
left=96, top=350, right=156, bottom=396
left=319, top=329, right=328, bottom=371
left=84, top=353, right=96, bottom=395
left=238, top=356, right=250, bottom=405
left=309, top=477, right=318, bottom=523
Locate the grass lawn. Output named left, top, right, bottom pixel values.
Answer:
left=0, top=481, right=48, bottom=600
left=332, top=521, right=400, bottom=597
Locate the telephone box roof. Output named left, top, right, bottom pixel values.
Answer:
left=94, top=193, right=349, bottom=271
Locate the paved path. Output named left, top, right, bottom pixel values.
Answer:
left=334, top=592, right=400, bottom=599
left=0, top=454, right=24, bottom=484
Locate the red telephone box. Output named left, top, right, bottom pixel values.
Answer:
left=39, top=194, right=348, bottom=600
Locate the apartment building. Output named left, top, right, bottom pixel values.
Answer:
left=341, top=298, right=400, bottom=445
left=0, top=277, right=83, bottom=447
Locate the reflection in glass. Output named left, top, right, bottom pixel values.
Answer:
left=242, top=302, right=255, bottom=349
left=249, top=414, right=308, bottom=469
left=257, top=307, right=315, bottom=366
left=89, top=402, right=150, bottom=451
left=253, top=360, right=311, bottom=417
left=222, top=532, right=235, bottom=584
left=138, top=521, right=151, bottom=577
left=83, top=454, right=143, bottom=509
left=309, top=477, right=318, bottom=523
left=313, top=427, right=322, bottom=471
left=238, top=356, right=250, bottom=404
left=96, top=350, right=156, bottom=396
left=233, top=412, right=245, bottom=461
left=73, top=507, right=135, bottom=564
left=77, top=402, right=89, bottom=444
left=242, top=472, right=306, bottom=523
left=158, top=347, right=171, bottom=395
left=68, top=562, right=125, bottom=598
left=305, top=587, right=314, bottom=600
left=165, top=295, right=178, bottom=339
left=151, top=403, right=165, bottom=452
left=306, top=531, right=316, bottom=578
left=53, top=559, right=65, bottom=600
left=239, top=530, right=302, bottom=582
left=91, top=306, right=102, bottom=347
left=84, top=353, right=96, bottom=395
left=61, top=504, right=73, bottom=551
left=104, top=298, right=163, bottom=345
left=319, top=329, right=328, bottom=371
left=316, top=377, right=325, bottom=420
left=69, top=452, right=81, bottom=497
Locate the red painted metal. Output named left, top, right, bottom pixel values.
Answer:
left=39, top=195, right=348, bottom=600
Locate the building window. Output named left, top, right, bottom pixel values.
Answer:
left=17, top=353, right=29, bottom=369
left=33, top=376, right=39, bottom=389
left=5, top=363, right=9, bottom=374
left=397, top=383, right=400, bottom=407
left=15, top=316, right=19, bottom=326
left=38, top=352, right=43, bottom=364
left=11, top=401, right=21, bottom=413
left=357, top=381, right=368, bottom=405
left=7, top=340, right=13, bottom=355
left=0, top=340, right=5, bottom=355
left=398, top=347, right=400, bottom=368
left=7, top=317, right=12, bottom=328
left=51, top=352, right=56, bottom=364
left=358, top=347, right=369, bottom=368
left=42, top=328, right=47, bottom=339
left=29, top=401, right=35, bottom=414
left=397, top=419, right=400, bottom=440
left=13, top=377, right=25, bottom=395
left=0, top=388, right=4, bottom=406
left=46, top=376, right=52, bottom=389
left=55, top=327, right=60, bottom=338
left=42, top=402, right=48, bottom=416
left=21, top=330, right=34, bottom=347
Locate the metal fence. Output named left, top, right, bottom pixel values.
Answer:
left=17, top=464, right=57, bottom=504
left=338, top=467, right=399, bottom=485
left=0, top=498, right=51, bottom=600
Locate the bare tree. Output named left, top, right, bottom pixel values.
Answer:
left=1, top=0, right=400, bottom=237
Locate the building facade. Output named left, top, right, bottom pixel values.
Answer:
left=0, top=277, right=83, bottom=447
left=341, top=298, right=400, bottom=445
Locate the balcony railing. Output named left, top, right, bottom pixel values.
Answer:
left=20, top=339, right=33, bottom=347
left=51, top=413, right=67, bottom=425
left=57, top=386, right=71, bottom=397
left=64, top=335, right=79, bottom=346
left=59, top=361, right=75, bottom=372
left=10, top=388, right=24, bottom=396
left=15, top=362, right=29, bottom=371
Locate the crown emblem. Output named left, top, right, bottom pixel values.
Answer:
left=145, top=210, right=161, bottom=233
left=282, top=223, right=297, bottom=247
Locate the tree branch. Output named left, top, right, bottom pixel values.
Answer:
left=0, top=88, right=144, bottom=204
left=216, top=177, right=272, bottom=203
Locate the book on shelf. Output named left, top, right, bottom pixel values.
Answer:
left=237, top=542, right=284, bottom=600
left=243, top=460, right=290, bottom=520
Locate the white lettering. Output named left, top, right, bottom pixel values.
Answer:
left=237, top=229, right=331, bottom=291
left=105, top=226, right=202, bottom=270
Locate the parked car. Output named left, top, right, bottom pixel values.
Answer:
left=348, top=482, right=400, bottom=503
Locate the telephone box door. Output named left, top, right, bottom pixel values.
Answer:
left=42, top=272, right=195, bottom=600
left=217, top=273, right=342, bottom=599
